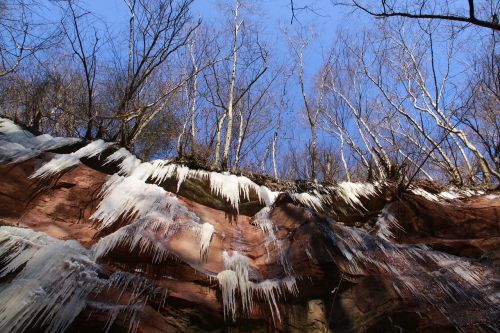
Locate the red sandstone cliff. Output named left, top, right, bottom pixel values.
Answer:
left=0, top=118, right=499, bottom=332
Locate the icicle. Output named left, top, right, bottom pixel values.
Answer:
left=216, top=270, right=238, bottom=321
left=290, top=191, right=323, bottom=211
left=409, top=187, right=440, bottom=201
left=91, top=175, right=199, bottom=230
left=30, top=140, right=111, bottom=179
left=0, top=118, right=80, bottom=164
left=253, top=207, right=276, bottom=242
left=223, top=251, right=253, bottom=314
left=256, top=186, right=280, bottom=206
left=217, top=251, right=299, bottom=324
left=104, top=148, right=142, bottom=175
left=322, top=221, right=500, bottom=329
left=410, top=186, right=487, bottom=202
left=252, top=208, right=292, bottom=274
left=91, top=175, right=205, bottom=263
left=102, top=149, right=281, bottom=210
left=0, top=140, right=39, bottom=163
left=209, top=172, right=240, bottom=210
left=149, top=160, right=177, bottom=183
left=374, top=205, right=402, bottom=241
left=196, top=223, right=214, bottom=261
left=175, top=165, right=189, bottom=192
left=0, top=226, right=101, bottom=333
left=333, top=181, right=378, bottom=210
left=253, top=280, right=282, bottom=323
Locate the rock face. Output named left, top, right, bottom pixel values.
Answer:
left=0, top=118, right=499, bottom=332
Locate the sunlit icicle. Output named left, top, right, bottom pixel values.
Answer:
left=334, top=181, right=379, bottom=210
left=196, top=223, right=214, bottom=261
left=0, top=118, right=80, bottom=151
left=0, top=118, right=80, bottom=164
left=217, top=251, right=299, bottom=324
left=30, top=140, right=111, bottom=179
left=290, top=191, right=323, bottom=211
left=0, top=226, right=101, bottom=333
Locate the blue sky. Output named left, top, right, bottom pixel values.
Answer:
left=76, top=0, right=362, bottom=147
left=79, top=0, right=361, bottom=82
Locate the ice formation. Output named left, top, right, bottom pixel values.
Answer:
left=333, top=182, right=379, bottom=210
left=410, top=186, right=486, bottom=202
left=0, top=140, right=39, bottom=163
left=0, top=226, right=101, bottom=333
left=102, top=146, right=388, bottom=216
left=91, top=173, right=213, bottom=262
left=252, top=208, right=291, bottom=274
left=252, top=277, right=298, bottom=324
left=196, top=222, right=215, bottom=260
left=31, top=139, right=111, bottom=178
left=288, top=182, right=382, bottom=213
left=290, top=191, right=324, bottom=211
left=217, top=251, right=298, bottom=323
left=323, top=221, right=500, bottom=328
left=374, top=205, right=402, bottom=241
left=216, top=270, right=239, bottom=321
left=222, top=251, right=253, bottom=315
left=91, top=175, right=192, bottom=230
left=104, top=147, right=142, bottom=175
left=101, top=147, right=283, bottom=210
left=0, top=118, right=80, bottom=163
left=0, top=226, right=168, bottom=332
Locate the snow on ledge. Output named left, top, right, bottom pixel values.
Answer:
left=0, top=118, right=80, bottom=163
left=30, top=139, right=111, bottom=178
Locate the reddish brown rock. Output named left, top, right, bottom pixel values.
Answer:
left=0, top=154, right=499, bottom=332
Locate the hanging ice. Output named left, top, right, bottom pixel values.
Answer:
left=104, top=147, right=142, bottom=176
left=332, top=181, right=378, bottom=210
left=91, top=175, right=201, bottom=230
left=252, top=208, right=291, bottom=274
left=31, top=140, right=111, bottom=178
left=0, top=118, right=80, bottom=164
left=196, top=223, right=215, bottom=260
left=98, top=146, right=283, bottom=210
left=216, top=270, right=239, bottom=321
left=91, top=174, right=213, bottom=263
left=217, top=251, right=299, bottom=324
left=0, top=140, right=39, bottom=163
left=0, top=226, right=101, bottom=333
left=290, top=191, right=324, bottom=211
left=323, top=221, right=500, bottom=328
left=410, top=186, right=487, bottom=202
left=374, top=205, right=402, bottom=241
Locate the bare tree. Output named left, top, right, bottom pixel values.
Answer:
left=202, top=0, right=268, bottom=171
left=0, top=0, right=56, bottom=78
left=113, top=0, right=200, bottom=147
left=287, top=28, right=325, bottom=181
left=60, top=0, right=101, bottom=140
left=332, top=0, right=500, bottom=31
